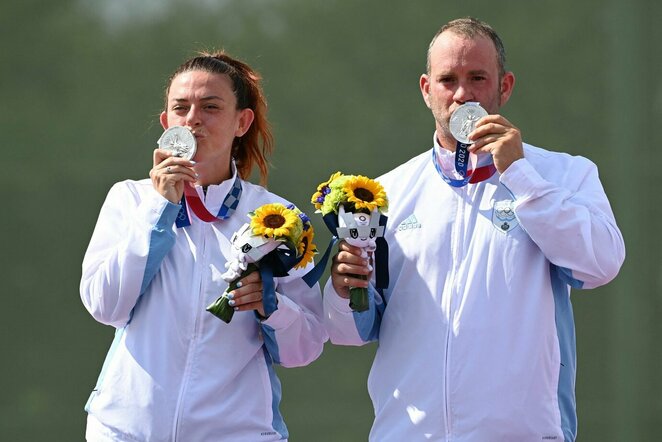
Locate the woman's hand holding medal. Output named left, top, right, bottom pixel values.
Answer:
left=150, top=126, right=198, bottom=203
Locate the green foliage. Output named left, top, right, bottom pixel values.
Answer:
left=2, top=0, right=661, bottom=440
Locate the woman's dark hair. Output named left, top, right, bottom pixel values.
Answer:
left=165, top=51, right=273, bottom=185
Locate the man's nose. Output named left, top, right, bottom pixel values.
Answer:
left=453, top=84, right=474, bottom=103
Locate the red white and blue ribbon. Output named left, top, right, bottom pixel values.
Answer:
left=432, top=141, right=496, bottom=187
left=175, top=175, right=242, bottom=228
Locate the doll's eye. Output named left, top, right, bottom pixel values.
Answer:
left=349, top=228, right=359, bottom=239
left=369, top=228, right=376, bottom=238
left=241, top=244, right=253, bottom=253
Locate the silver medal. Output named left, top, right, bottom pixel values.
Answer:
left=157, top=126, right=197, bottom=160
left=449, top=102, right=488, bottom=144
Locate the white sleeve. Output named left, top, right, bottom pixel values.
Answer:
left=500, top=157, right=625, bottom=289
left=259, top=268, right=328, bottom=368
left=322, top=279, right=368, bottom=346
left=80, top=182, right=180, bottom=328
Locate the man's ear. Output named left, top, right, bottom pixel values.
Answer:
left=499, top=72, right=515, bottom=106
left=420, top=74, right=432, bottom=109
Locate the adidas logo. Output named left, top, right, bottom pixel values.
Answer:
left=397, top=214, right=421, bottom=231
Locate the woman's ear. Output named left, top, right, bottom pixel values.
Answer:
left=159, top=111, right=169, bottom=130
left=235, top=108, right=255, bottom=137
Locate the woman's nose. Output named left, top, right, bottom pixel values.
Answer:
left=186, top=107, right=202, bottom=127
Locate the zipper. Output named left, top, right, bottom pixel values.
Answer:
left=172, top=222, right=207, bottom=441
left=444, top=187, right=466, bottom=440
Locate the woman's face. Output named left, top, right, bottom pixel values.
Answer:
left=160, top=70, right=254, bottom=185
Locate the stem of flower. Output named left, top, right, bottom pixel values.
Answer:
left=206, top=263, right=259, bottom=323
left=349, top=274, right=369, bottom=312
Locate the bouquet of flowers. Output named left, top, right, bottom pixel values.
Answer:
left=305, top=172, right=389, bottom=312
left=206, top=202, right=317, bottom=323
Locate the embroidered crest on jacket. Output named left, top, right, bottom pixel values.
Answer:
left=492, top=199, right=519, bottom=233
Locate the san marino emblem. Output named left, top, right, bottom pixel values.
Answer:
left=492, top=199, right=519, bottom=233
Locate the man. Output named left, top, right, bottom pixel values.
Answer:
left=324, top=17, right=625, bottom=441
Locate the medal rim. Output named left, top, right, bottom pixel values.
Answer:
left=157, top=126, right=197, bottom=160
left=449, top=102, right=488, bottom=144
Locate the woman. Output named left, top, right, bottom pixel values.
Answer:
left=80, top=51, right=327, bottom=441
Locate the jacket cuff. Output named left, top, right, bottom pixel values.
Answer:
left=499, top=157, right=545, bottom=200
left=260, top=293, right=297, bottom=329
left=323, top=278, right=353, bottom=313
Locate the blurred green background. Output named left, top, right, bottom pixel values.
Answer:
left=2, top=0, right=660, bottom=440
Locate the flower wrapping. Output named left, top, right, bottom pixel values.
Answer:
left=304, top=172, right=389, bottom=312
left=207, top=203, right=316, bottom=323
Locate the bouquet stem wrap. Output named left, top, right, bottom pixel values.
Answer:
left=349, top=276, right=369, bottom=312
left=207, top=263, right=259, bottom=323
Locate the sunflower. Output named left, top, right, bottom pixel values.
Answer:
left=294, top=226, right=317, bottom=269
left=342, top=175, right=388, bottom=212
left=311, top=171, right=343, bottom=210
left=250, top=203, right=300, bottom=239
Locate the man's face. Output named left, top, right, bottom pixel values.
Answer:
left=420, top=32, right=514, bottom=147
left=160, top=70, right=253, bottom=183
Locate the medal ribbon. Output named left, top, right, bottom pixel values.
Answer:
left=175, top=176, right=242, bottom=228
left=432, top=142, right=496, bottom=187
